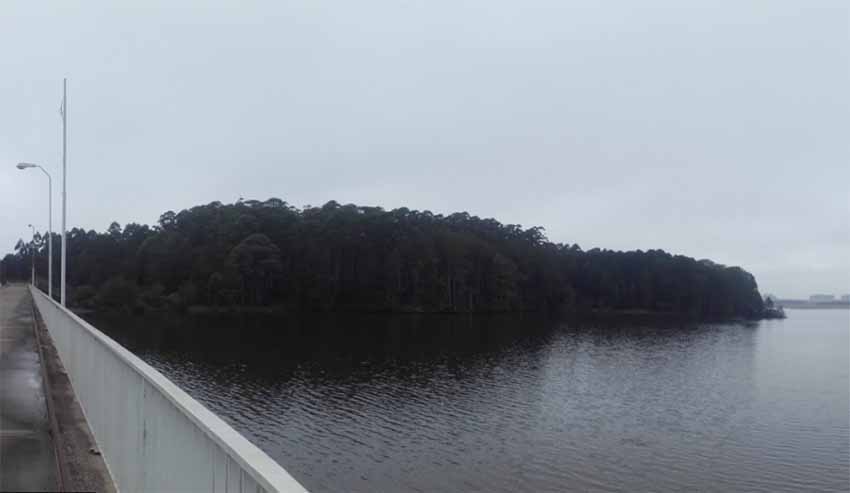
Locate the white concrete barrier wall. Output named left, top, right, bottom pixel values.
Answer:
left=30, top=287, right=308, bottom=493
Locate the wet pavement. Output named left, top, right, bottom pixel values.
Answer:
left=0, top=284, right=57, bottom=491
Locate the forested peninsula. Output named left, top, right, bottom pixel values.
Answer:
left=2, top=198, right=773, bottom=319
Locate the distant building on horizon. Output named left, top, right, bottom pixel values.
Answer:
left=810, top=294, right=836, bottom=303
left=841, top=294, right=850, bottom=302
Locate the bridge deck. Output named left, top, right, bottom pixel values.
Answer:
left=0, top=283, right=57, bottom=491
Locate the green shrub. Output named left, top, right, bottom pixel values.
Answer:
left=94, top=277, right=138, bottom=310
left=71, top=285, right=97, bottom=308
left=140, top=283, right=166, bottom=308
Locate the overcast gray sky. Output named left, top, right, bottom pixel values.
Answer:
left=2, top=1, right=847, bottom=298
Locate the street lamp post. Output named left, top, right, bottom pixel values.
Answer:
left=17, top=163, right=53, bottom=298
left=27, top=224, right=36, bottom=286
left=61, top=78, right=68, bottom=306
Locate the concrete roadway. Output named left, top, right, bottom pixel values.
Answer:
left=0, top=283, right=57, bottom=491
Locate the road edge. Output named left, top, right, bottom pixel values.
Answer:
left=30, top=292, right=117, bottom=493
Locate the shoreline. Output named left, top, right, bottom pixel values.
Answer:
left=78, top=304, right=784, bottom=323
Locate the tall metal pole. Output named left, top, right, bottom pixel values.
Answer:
left=15, top=163, right=51, bottom=295
left=45, top=170, right=53, bottom=299
left=61, top=78, right=67, bottom=305
left=28, top=224, right=36, bottom=286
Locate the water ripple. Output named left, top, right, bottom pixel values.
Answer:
left=88, top=309, right=850, bottom=492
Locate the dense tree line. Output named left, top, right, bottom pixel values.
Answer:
left=1, top=198, right=767, bottom=319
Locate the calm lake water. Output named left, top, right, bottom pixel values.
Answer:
left=87, top=309, right=850, bottom=492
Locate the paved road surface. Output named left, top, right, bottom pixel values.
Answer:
left=0, top=283, right=57, bottom=491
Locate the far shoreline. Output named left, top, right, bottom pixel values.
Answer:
left=76, top=303, right=787, bottom=323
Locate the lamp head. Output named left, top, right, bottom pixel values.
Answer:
left=17, top=162, right=37, bottom=170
